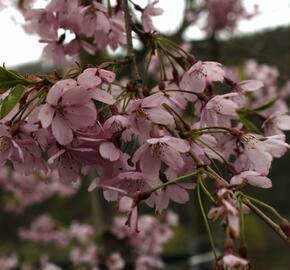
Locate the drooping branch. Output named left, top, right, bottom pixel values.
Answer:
left=245, top=200, right=290, bottom=248
left=122, top=0, right=141, bottom=83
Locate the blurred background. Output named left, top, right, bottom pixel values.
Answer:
left=0, top=0, right=290, bottom=269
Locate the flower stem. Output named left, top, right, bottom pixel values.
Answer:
left=197, top=174, right=217, bottom=259
left=244, top=199, right=290, bottom=248
left=242, top=193, right=283, bottom=221
left=146, top=169, right=200, bottom=194
left=123, top=0, right=141, bottom=81
left=238, top=195, right=246, bottom=244
left=199, top=178, right=214, bottom=202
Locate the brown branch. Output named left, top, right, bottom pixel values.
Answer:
left=122, top=0, right=141, bottom=82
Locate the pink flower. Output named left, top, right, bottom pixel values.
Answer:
left=118, top=196, right=134, bottom=213
left=263, top=113, right=290, bottom=135
left=48, top=143, right=97, bottom=183
left=68, top=222, right=94, bottom=244
left=106, top=252, right=125, bottom=270
left=39, top=79, right=97, bottom=145
left=235, top=80, right=264, bottom=92
left=42, top=41, right=66, bottom=67
left=149, top=182, right=196, bottom=213
left=139, top=96, right=175, bottom=125
left=200, top=93, right=238, bottom=127
left=231, top=171, right=272, bottom=189
left=127, top=99, right=175, bottom=140
left=0, top=126, right=14, bottom=165
left=135, top=255, right=164, bottom=270
left=70, top=243, right=99, bottom=267
left=133, top=136, right=190, bottom=179
left=144, top=89, right=187, bottom=111
left=99, top=142, right=121, bottom=162
left=0, top=254, right=18, bottom=270
left=92, top=171, right=153, bottom=204
left=206, top=0, right=252, bottom=32
left=19, top=214, right=68, bottom=246
left=180, top=61, right=225, bottom=93
left=77, top=68, right=115, bottom=104
left=222, top=254, right=249, bottom=268
left=241, top=134, right=289, bottom=174
left=140, top=1, right=163, bottom=32
left=103, top=115, right=130, bottom=136
left=23, top=8, right=57, bottom=39
left=208, top=188, right=240, bottom=238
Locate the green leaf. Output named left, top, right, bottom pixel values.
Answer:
left=0, top=85, right=25, bottom=119
left=252, top=98, right=277, bottom=113
left=238, top=98, right=277, bottom=116
left=0, top=66, right=30, bottom=93
left=239, top=114, right=259, bottom=133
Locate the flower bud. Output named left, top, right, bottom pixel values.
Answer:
left=118, top=196, right=134, bottom=213
left=280, top=218, right=290, bottom=238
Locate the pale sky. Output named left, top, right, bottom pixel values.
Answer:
left=0, top=0, right=289, bottom=67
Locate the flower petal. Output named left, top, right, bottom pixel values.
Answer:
left=39, top=104, right=55, bottom=128
left=64, top=103, right=97, bottom=130
left=52, top=114, right=73, bottom=145
left=91, top=90, right=115, bottom=105
left=61, top=86, right=93, bottom=106
left=165, top=137, right=190, bottom=153
left=238, top=80, right=264, bottom=92
left=99, top=142, right=120, bottom=161
left=47, top=79, right=76, bottom=106
left=167, top=185, right=189, bottom=204
left=147, top=107, right=175, bottom=126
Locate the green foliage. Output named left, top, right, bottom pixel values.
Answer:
left=238, top=113, right=259, bottom=133
left=0, top=66, right=31, bottom=93
left=251, top=98, right=277, bottom=113
left=238, top=98, right=277, bottom=132
left=0, top=84, right=25, bottom=119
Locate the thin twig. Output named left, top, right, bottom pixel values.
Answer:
left=197, top=175, right=218, bottom=260
left=244, top=200, right=290, bottom=248
left=123, top=0, right=141, bottom=82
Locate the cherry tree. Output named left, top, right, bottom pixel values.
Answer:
left=0, top=0, right=289, bottom=269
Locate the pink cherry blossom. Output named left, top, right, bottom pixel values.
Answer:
left=231, top=171, right=272, bottom=188
left=133, top=136, right=190, bottom=178
left=39, top=79, right=97, bottom=145
left=206, top=0, right=255, bottom=32
left=222, top=254, right=249, bottom=268
left=0, top=254, right=18, bottom=270
left=77, top=68, right=115, bottom=104
left=149, top=182, right=196, bottom=213
left=200, top=93, right=238, bottom=127
left=118, top=196, right=134, bottom=213
left=235, top=80, right=264, bottom=92
left=180, top=61, right=225, bottom=93
left=208, top=188, right=240, bottom=238
left=241, top=133, right=289, bottom=174
left=19, top=214, right=69, bottom=246
left=140, top=1, right=163, bottom=32
left=263, top=113, right=290, bottom=135
left=106, top=252, right=125, bottom=270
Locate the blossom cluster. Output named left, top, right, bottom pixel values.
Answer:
left=17, top=0, right=165, bottom=66
left=1, top=211, right=177, bottom=270
left=0, top=167, right=75, bottom=213
left=1, top=56, right=290, bottom=267
left=0, top=0, right=290, bottom=269
left=19, top=0, right=126, bottom=65
left=187, top=0, right=258, bottom=33
left=17, top=0, right=257, bottom=66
